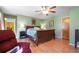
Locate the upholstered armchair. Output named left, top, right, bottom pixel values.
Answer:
left=0, top=30, right=31, bottom=53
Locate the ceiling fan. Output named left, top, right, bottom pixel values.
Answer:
left=35, top=6, right=56, bottom=16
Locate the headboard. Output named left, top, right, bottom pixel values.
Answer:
left=25, top=25, right=40, bottom=30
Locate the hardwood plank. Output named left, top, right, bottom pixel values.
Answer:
left=30, top=39, right=79, bottom=53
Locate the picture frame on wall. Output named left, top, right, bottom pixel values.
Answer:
left=49, top=20, right=54, bottom=27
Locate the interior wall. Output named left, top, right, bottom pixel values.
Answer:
left=16, top=15, right=56, bottom=39
left=70, top=7, right=79, bottom=45
left=45, top=17, right=55, bottom=29
left=54, top=16, right=62, bottom=39
left=36, top=17, right=55, bottom=30
left=54, top=13, right=70, bottom=39
left=16, top=16, right=47, bottom=38
left=16, top=15, right=69, bottom=39
left=17, top=16, right=32, bottom=38
left=0, top=11, right=4, bottom=30
left=0, top=12, right=1, bottom=29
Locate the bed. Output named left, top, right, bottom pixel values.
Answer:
left=25, top=25, right=55, bottom=45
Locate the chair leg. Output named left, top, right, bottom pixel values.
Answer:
left=75, top=41, right=77, bottom=48
left=35, top=40, right=38, bottom=46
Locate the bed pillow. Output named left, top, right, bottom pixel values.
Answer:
left=34, top=27, right=40, bottom=30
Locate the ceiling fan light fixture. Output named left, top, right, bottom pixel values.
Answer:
left=35, top=6, right=56, bottom=16
left=42, top=10, right=48, bottom=15
left=41, top=6, right=47, bottom=11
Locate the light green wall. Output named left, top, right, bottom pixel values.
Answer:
left=17, top=16, right=32, bottom=30
left=16, top=16, right=46, bottom=38
left=36, top=17, right=55, bottom=30
left=44, top=17, right=55, bottom=29
left=70, top=7, right=79, bottom=45
left=0, top=11, right=4, bottom=30
left=54, top=7, right=79, bottom=45
left=54, top=16, right=62, bottom=39
left=16, top=15, right=56, bottom=38
left=17, top=16, right=32, bottom=38
left=35, top=19, right=45, bottom=26
left=16, top=15, right=64, bottom=39
left=54, top=12, right=70, bottom=39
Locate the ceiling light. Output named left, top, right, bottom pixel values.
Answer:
left=42, top=10, right=48, bottom=15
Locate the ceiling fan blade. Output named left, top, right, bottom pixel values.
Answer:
left=50, top=6, right=56, bottom=9
left=50, top=11, right=56, bottom=13
left=48, top=8, right=56, bottom=12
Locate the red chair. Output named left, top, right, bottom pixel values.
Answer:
left=0, top=30, right=31, bottom=53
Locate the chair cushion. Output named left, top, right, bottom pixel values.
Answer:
left=0, top=30, right=15, bottom=42
left=0, top=30, right=31, bottom=53
left=0, top=38, right=17, bottom=53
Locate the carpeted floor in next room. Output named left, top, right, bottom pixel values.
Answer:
left=18, top=38, right=79, bottom=53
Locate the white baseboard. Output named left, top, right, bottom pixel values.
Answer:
left=69, top=43, right=79, bottom=47
left=55, top=36, right=62, bottom=39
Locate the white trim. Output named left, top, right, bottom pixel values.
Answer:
left=69, top=43, right=79, bottom=47
left=55, top=36, right=62, bottom=39
left=55, top=37, right=62, bottom=40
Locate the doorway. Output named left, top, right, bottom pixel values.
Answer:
left=3, top=15, right=17, bottom=34
left=62, top=17, right=70, bottom=40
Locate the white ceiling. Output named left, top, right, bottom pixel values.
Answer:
left=0, top=6, right=73, bottom=19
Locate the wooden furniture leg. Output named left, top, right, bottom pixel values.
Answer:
left=75, top=41, right=77, bottom=48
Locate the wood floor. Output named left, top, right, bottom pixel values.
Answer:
left=30, top=39, right=79, bottom=53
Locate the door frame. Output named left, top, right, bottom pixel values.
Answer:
left=61, top=16, right=70, bottom=40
